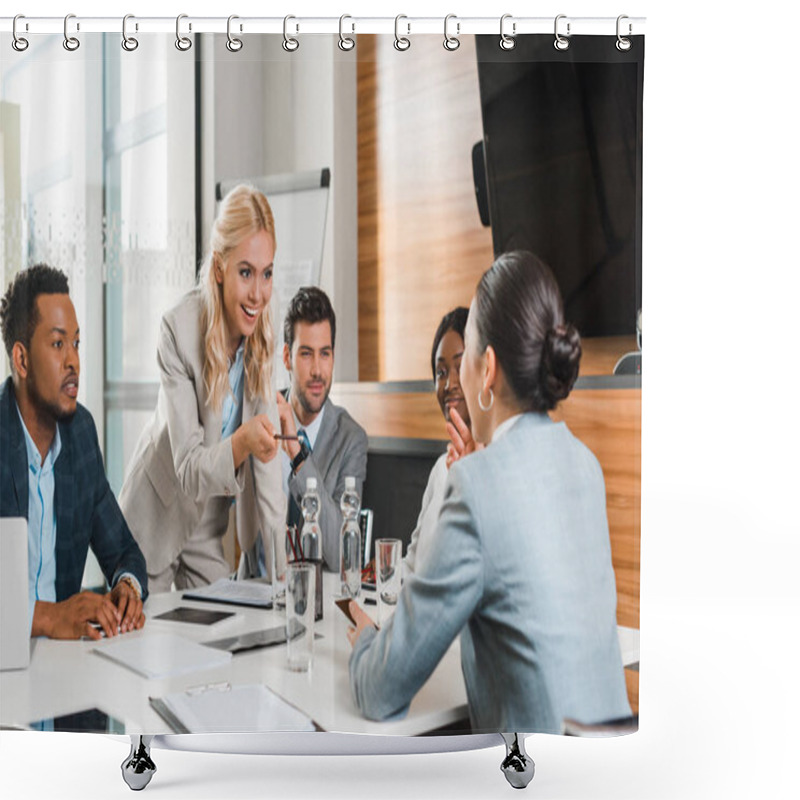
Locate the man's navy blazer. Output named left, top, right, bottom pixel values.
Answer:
left=0, top=377, right=148, bottom=601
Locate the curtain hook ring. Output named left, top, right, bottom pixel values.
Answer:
left=176, top=14, right=192, bottom=51
left=443, top=14, right=460, bottom=51
left=616, top=15, right=632, bottom=51
left=338, top=14, right=355, bottom=51
left=499, top=14, right=516, bottom=51
left=394, top=15, right=411, bottom=51
left=283, top=15, right=299, bottom=52
left=12, top=14, right=29, bottom=52
left=554, top=14, right=570, bottom=51
left=63, top=14, right=80, bottom=51
left=226, top=15, right=242, bottom=52
left=121, top=14, right=139, bottom=51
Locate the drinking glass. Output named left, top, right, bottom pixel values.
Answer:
left=285, top=561, right=316, bottom=672
left=376, top=538, right=402, bottom=627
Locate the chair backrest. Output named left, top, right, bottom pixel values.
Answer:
left=361, top=443, right=445, bottom=560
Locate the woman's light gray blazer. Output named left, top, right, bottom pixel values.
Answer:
left=350, top=412, right=631, bottom=733
left=119, top=288, right=286, bottom=581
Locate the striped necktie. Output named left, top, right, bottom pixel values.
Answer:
left=297, top=428, right=311, bottom=455
left=288, top=429, right=312, bottom=529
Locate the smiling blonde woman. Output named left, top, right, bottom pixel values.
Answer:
left=120, top=185, right=287, bottom=593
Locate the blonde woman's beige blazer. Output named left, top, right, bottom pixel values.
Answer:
left=119, top=288, right=286, bottom=581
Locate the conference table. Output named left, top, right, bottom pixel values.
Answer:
left=0, top=572, right=470, bottom=736
left=0, top=572, right=640, bottom=737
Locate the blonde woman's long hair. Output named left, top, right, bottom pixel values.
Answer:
left=198, top=184, right=276, bottom=411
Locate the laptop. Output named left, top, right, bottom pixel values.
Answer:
left=1, top=517, right=30, bottom=670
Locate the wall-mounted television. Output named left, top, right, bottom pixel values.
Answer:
left=475, top=35, right=644, bottom=338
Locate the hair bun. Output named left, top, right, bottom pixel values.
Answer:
left=541, top=324, right=582, bottom=405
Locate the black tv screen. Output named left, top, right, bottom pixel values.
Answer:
left=475, top=35, right=644, bottom=338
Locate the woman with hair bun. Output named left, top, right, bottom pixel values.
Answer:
left=347, top=251, right=631, bottom=733
left=120, top=185, right=286, bottom=592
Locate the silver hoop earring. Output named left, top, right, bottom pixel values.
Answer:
left=478, top=387, right=494, bottom=412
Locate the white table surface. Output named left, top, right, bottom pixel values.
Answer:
left=0, top=572, right=470, bottom=736
left=0, top=572, right=639, bottom=736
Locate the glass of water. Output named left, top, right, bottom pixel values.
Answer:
left=285, top=561, right=316, bottom=672
left=376, top=538, right=402, bottom=627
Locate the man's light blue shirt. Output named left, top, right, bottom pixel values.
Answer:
left=16, top=403, right=143, bottom=637
left=17, top=406, right=60, bottom=636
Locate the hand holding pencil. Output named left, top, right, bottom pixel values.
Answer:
left=275, top=392, right=302, bottom=459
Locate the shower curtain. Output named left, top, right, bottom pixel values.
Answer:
left=1, top=18, right=642, bottom=744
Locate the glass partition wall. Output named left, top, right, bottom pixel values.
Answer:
left=1, top=35, right=195, bottom=587
left=102, top=36, right=196, bottom=494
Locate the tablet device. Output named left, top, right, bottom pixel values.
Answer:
left=154, top=607, right=236, bottom=625
left=205, top=619, right=312, bottom=654
left=26, top=708, right=125, bottom=733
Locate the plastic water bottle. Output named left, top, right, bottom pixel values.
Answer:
left=300, top=477, right=321, bottom=561
left=339, top=476, right=362, bottom=598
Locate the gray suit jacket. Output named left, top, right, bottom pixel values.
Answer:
left=349, top=412, right=631, bottom=733
left=241, top=397, right=368, bottom=574
left=119, top=288, right=286, bottom=581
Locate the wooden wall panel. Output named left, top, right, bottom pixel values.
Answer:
left=357, top=35, right=494, bottom=381
left=331, top=383, right=641, bottom=630
left=330, top=389, right=444, bottom=440
left=551, top=390, right=641, bottom=629
left=357, top=36, right=381, bottom=380
left=578, top=336, right=637, bottom=377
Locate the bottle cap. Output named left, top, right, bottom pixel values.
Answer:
left=345, top=476, right=356, bottom=490
left=306, top=477, right=317, bottom=490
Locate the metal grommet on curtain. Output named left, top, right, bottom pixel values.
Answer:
left=338, top=14, right=355, bottom=51
left=283, top=15, right=299, bottom=52
left=499, top=14, right=516, bottom=51
left=616, top=15, right=632, bottom=51
left=226, top=15, right=242, bottom=52
left=175, top=14, right=192, bottom=51
left=443, top=14, right=460, bottom=51
left=394, top=15, right=411, bottom=51
left=554, top=14, right=570, bottom=51
left=63, top=14, right=80, bottom=51
left=12, top=14, right=29, bottom=52
left=121, top=14, right=138, bottom=51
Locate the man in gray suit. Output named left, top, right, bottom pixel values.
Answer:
left=245, top=287, right=367, bottom=575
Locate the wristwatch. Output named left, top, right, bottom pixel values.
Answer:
left=290, top=436, right=310, bottom=475
left=117, top=575, right=142, bottom=600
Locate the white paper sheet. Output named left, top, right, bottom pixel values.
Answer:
left=91, top=633, right=232, bottom=679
